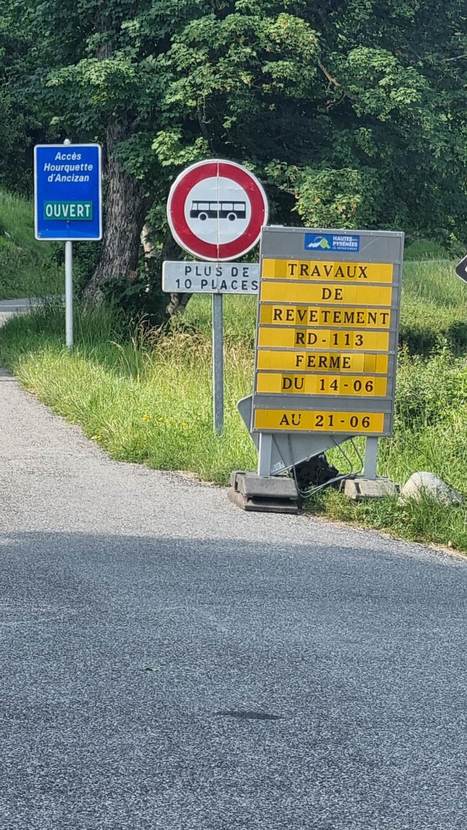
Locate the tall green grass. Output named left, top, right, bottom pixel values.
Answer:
left=401, top=261, right=467, bottom=353
left=0, top=189, right=61, bottom=299
left=0, top=259, right=466, bottom=551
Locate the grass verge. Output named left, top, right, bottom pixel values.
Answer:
left=308, top=490, right=467, bottom=553
left=0, top=260, right=466, bottom=552
left=0, top=304, right=257, bottom=483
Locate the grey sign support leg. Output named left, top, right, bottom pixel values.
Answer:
left=212, top=292, right=224, bottom=434
left=257, top=432, right=273, bottom=477
left=344, top=436, right=398, bottom=499
left=364, top=437, right=379, bottom=480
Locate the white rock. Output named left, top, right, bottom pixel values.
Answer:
left=400, top=472, right=464, bottom=506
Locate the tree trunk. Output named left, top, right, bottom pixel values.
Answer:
left=84, top=122, right=147, bottom=303
left=160, top=231, right=193, bottom=318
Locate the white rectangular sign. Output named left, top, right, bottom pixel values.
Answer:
left=162, top=261, right=259, bottom=294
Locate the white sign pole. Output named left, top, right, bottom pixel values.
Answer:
left=212, top=292, right=224, bottom=434
left=63, top=138, right=73, bottom=350
left=65, top=240, right=73, bottom=349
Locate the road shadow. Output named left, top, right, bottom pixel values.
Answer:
left=0, top=530, right=465, bottom=830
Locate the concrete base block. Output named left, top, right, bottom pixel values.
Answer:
left=343, top=477, right=399, bottom=501
left=229, top=472, right=300, bottom=514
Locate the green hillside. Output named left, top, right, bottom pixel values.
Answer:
left=0, top=189, right=61, bottom=299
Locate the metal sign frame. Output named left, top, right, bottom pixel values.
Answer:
left=251, top=226, right=404, bottom=475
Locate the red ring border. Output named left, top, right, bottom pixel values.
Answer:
left=167, top=160, right=268, bottom=261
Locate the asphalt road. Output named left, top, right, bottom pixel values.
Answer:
left=0, top=297, right=49, bottom=328
left=0, top=304, right=466, bottom=829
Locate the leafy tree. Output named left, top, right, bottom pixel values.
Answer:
left=2, top=0, right=466, bottom=309
left=19, top=1, right=197, bottom=299
left=158, top=0, right=467, bottom=246
left=0, top=6, right=44, bottom=193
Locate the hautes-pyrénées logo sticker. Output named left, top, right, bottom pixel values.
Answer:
left=304, top=233, right=360, bottom=253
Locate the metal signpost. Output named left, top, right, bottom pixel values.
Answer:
left=165, top=159, right=268, bottom=434
left=34, top=140, right=102, bottom=349
left=251, top=226, right=404, bottom=482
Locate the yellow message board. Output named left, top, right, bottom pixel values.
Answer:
left=261, top=281, right=393, bottom=306
left=252, top=227, right=403, bottom=441
left=262, top=259, right=394, bottom=284
left=257, top=350, right=389, bottom=374
left=254, top=409, right=386, bottom=434
left=256, top=373, right=388, bottom=397
left=258, top=327, right=390, bottom=351
left=259, top=305, right=392, bottom=329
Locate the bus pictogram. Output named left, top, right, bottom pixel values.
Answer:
left=190, top=200, right=247, bottom=222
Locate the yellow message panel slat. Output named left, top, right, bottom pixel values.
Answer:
left=258, top=327, right=390, bottom=351
left=257, top=350, right=389, bottom=374
left=256, top=373, right=388, bottom=397
left=261, top=281, right=392, bottom=306
left=254, top=410, right=385, bottom=434
left=262, top=259, right=394, bottom=284
left=260, top=305, right=392, bottom=329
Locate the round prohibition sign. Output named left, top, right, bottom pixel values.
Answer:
left=167, top=159, right=269, bottom=261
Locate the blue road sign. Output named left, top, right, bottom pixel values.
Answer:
left=34, top=144, right=102, bottom=241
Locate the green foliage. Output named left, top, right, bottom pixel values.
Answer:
left=154, top=0, right=467, bottom=243
left=0, top=10, right=42, bottom=193
left=1, top=0, right=466, bottom=259
left=290, top=167, right=383, bottom=228
left=394, top=346, right=467, bottom=431
left=405, top=240, right=452, bottom=261
left=100, top=273, right=168, bottom=327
